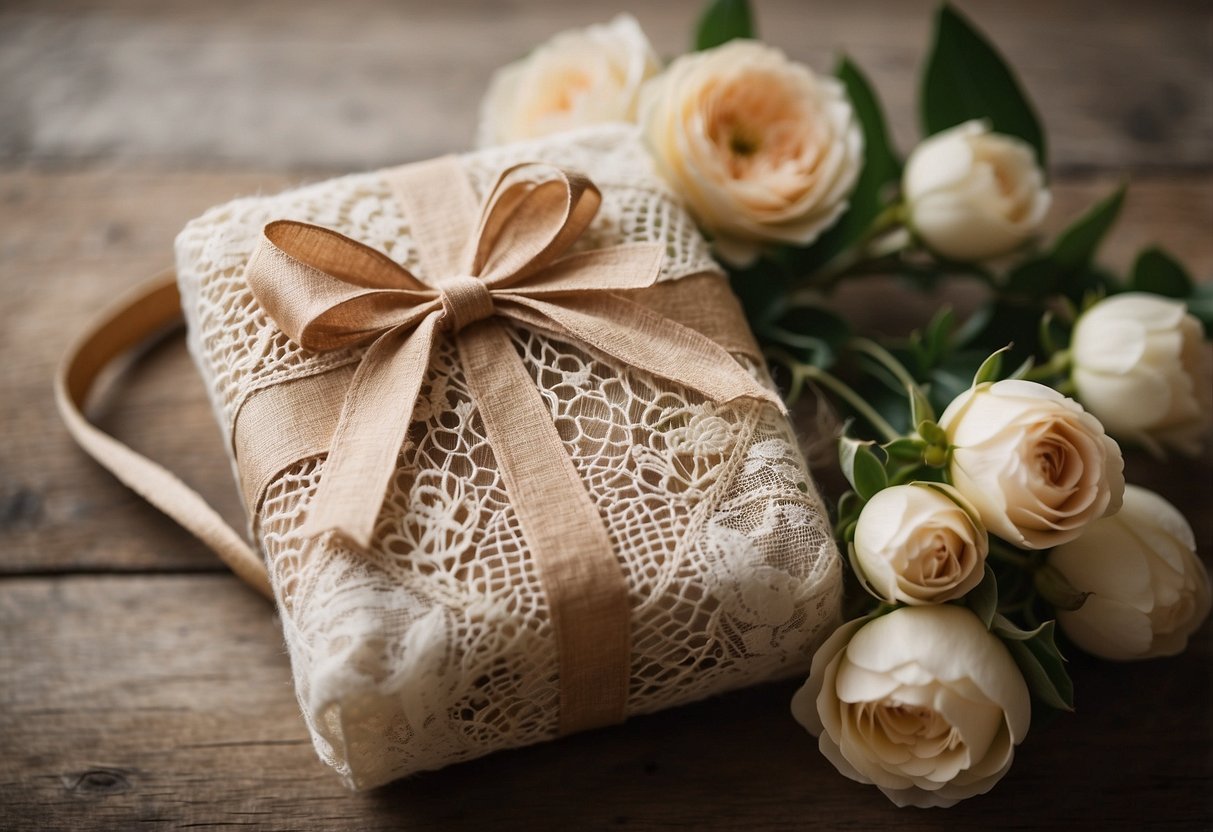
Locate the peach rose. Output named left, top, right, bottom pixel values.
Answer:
left=476, top=15, right=660, bottom=147
left=793, top=605, right=1031, bottom=808
left=938, top=380, right=1125, bottom=550
left=638, top=40, right=862, bottom=264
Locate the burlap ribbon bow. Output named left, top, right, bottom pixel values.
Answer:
left=244, top=159, right=782, bottom=730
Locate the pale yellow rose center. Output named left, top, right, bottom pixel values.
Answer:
left=1023, top=420, right=1096, bottom=518
left=907, top=528, right=967, bottom=587
left=856, top=700, right=964, bottom=757
left=972, top=141, right=1034, bottom=223
left=702, top=72, right=815, bottom=182
left=528, top=68, right=597, bottom=121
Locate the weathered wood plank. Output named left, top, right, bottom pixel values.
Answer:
left=0, top=170, right=295, bottom=573
left=1, top=0, right=1210, bottom=172
left=3, top=170, right=1208, bottom=573
left=0, top=575, right=1208, bottom=831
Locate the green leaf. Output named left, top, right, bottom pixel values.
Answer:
left=1051, top=184, right=1126, bottom=272
left=952, top=304, right=993, bottom=349
left=991, top=613, right=1043, bottom=640
left=694, top=0, right=754, bottom=50
left=839, top=437, right=888, bottom=501
left=1003, top=257, right=1057, bottom=299
left=760, top=302, right=851, bottom=369
left=835, top=490, right=865, bottom=530
left=1002, top=187, right=1125, bottom=305
left=966, top=564, right=999, bottom=628
left=908, top=384, right=936, bottom=426
left=916, top=420, right=947, bottom=447
left=1129, top=247, right=1194, bottom=298
left=778, top=57, right=901, bottom=274
left=1186, top=282, right=1213, bottom=336
left=923, top=307, right=957, bottom=366
left=1037, top=309, right=1061, bottom=357
left=883, top=437, right=927, bottom=463
left=728, top=256, right=789, bottom=326
left=1033, top=564, right=1090, bottom=612
left=920, top=3, right=1046, bottom=166
left=998, top=619, right=1074, bottom=712
left=972, top=345, right=1011, bottom=386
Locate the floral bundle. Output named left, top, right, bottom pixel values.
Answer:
left=471, top=0, right=1212, bottom=809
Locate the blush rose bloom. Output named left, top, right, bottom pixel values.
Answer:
left=1049, top=484, right=1211, bottom=660
left=903, top=120, right=1050, bottom=262
left=938, top=380, right=1125, bottom=550
left=792, top=605, right=1030, bottom=808
left=638, top=40, right=862, bottom=265
left=1071, top=293, right=1213, bottom=457
left=852, top=482, right=988, bottom=605
left=476, top=15, right=660, bottom=147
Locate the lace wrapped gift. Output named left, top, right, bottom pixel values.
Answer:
left=174, top=124, right=842, bottom=789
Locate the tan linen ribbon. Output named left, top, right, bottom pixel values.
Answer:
left=232, top=273, right=762, bottom=521
left=245, top=158, right=781, bottom=731
left=55, top=274, right=273, bottom=600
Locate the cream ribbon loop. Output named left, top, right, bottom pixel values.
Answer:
left=246, top=161, right=781, bottom=552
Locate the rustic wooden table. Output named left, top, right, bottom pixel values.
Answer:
left=2, top=1, right=1210, bottom=829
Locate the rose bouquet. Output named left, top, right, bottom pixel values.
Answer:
left=472, top=0, right=1212, bottom=808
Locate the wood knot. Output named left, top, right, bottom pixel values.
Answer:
left=62, top=767, right=134, bottom=796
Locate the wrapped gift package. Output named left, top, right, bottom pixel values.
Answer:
left=171, top=124, right=842, bottom=788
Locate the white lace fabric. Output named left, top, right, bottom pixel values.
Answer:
left=176, top=125, right=842, bottom=789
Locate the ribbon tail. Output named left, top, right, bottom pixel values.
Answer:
left=503, top=294, right=787, bottom=415
left=298, top=313, right=441, bottom=548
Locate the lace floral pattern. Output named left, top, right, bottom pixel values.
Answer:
left=178, top=125, right=841, bottom=788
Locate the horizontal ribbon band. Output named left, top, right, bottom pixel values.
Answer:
left=243, top=156, right=781, bottom=732
left=231, top=272, right=766, bottom=523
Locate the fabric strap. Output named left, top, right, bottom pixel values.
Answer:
left=54, top=273, right=274, bottom=600
left=55, top=159, right=775, bottom=734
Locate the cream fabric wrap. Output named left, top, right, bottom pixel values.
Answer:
left=176, top=125, right=842, bottom=789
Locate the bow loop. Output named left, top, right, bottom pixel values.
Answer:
left=470, top=164, right=602, bottom=287
left=245, top=159, right=779, bottom=550
left=251, top=219, right=439, bottom=350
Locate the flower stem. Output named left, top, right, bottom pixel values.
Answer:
left=847, top=337, right=921, bottom=397
left=800, top=364, right=902, bottom=443
left=1021, top=349, right=1072, bottom=383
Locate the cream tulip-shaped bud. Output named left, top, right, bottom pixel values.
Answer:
left=938, top=379, right=1125, bottom=550
left=792, top=605, right=1031, bottom=808
left=638, top=40, right=862, bottom=265
left=852, top=482, right=988, bottom=605
left=903, top=120, right=1050, bottom=262
left=476, top=15, right=660, bottom=146
left=1071, top=293, right=1213, bottom=456
left=1049, top=484, right=1211, bottom=660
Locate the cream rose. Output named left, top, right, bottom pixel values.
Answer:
left=1049, top=484, right=1211, bottom=660
left=476, top=15, right=660, bottom=147
left=1071, top=293, right=1213, bottom=456
left=792, top=605, right=1030, bottom=808
left=852, top=482, right=988, bottom=605
left=638, top=40, right=862, bottom=265
left=904, top=120, right=1050, bottom=262
left=938, top=380, right=1125, bottom=550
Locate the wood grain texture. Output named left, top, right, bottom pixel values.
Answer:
left=1, top=0, right=1211, bottom=828
left=2, top=0, right=1210, bottom=171
left=0, top=576, right=1209, bottom=832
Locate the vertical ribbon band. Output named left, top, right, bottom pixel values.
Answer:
left=244, top=157, right=782, bottom=732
